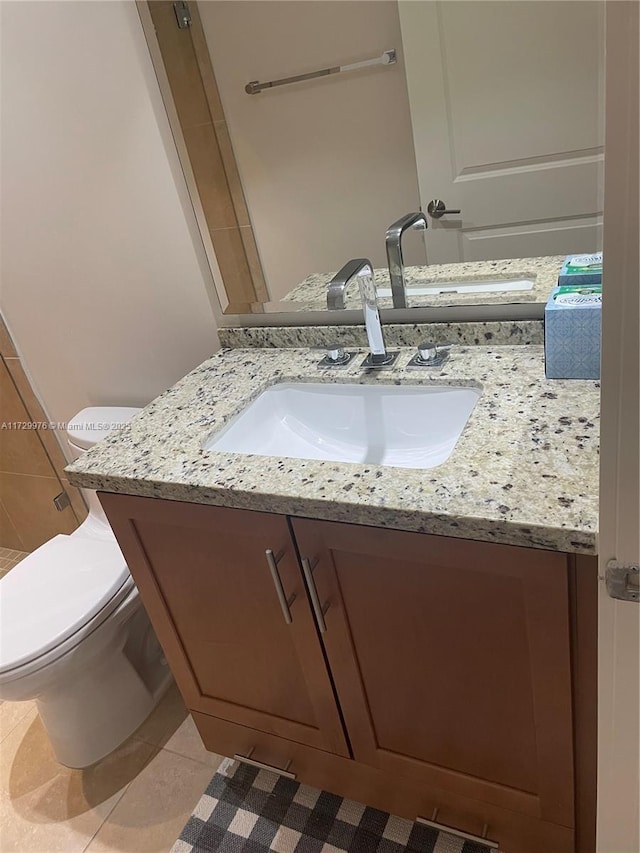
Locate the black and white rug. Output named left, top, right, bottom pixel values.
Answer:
left=171, top=759, right=497, bottom=853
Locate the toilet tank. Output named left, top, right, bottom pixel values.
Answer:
left=66, top=407, right=142, bottom=461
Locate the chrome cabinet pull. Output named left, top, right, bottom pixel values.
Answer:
left=234, top=748, right=296, bottom=780
left=265, top=549, right=295, bottom=625
left=301, top=557, right=327, bottom=633
left=416, top=811, right=499, bottom=849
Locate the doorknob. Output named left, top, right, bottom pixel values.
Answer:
left=427, top=199, right=461, bottom=219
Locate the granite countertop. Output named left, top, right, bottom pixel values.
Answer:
left=281, top=256, right=564, bottom=311
left=218, top=320, right=544, bottom=350
left=66, top=346, right=599, bottom=555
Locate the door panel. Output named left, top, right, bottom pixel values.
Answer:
left=597, top=4, right=640, bottom=849
left=100, top=494, right=348, bottom=756
left=400, top=0, right=604, bottom=262
left=292, top=518, right=575, bottom=826
left=461, top=215, right=603, bottom=262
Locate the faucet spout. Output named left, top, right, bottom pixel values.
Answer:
left=327, top=258, right=391, bottom=364
left=385, top=211, right=428, bottom=308
left=326, top=258, right=368, bottom=310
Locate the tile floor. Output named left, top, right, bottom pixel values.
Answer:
left=0, top=547, right=29, bottom=577
left=0, top=684, right=223, bottom=852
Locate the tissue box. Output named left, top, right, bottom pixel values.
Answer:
left=545, top=285, right=602, bottom=379
left=558, top=252, right=603, bottom=286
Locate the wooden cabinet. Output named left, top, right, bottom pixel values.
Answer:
left=99, top=493, right=348, bottom=756
left=100, top=493, right=596, bottom=853
left=292, top=518, right=575, bottom=828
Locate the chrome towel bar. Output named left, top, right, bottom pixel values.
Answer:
left=245, top=49, right=396, bottom=95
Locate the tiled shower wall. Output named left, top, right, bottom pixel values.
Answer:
left=0, top=314, right=86, bottom=551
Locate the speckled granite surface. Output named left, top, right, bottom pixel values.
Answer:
left=67, top=346, right=599, bottom=555
left=218, top=320, right=544, bottom=350
left=281, top=256, right=563, bottom=311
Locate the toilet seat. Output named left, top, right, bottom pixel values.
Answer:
left=0, top=533, right=133, bottom=676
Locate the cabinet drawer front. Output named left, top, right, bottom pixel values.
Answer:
left=100, top=494, right=348, bottom=756
left=292, top=518, right=575, bottom=827
left=192, top=710, right=574, bottom=853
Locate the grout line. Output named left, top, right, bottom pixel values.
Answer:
left=182, top=120, right=215, bottom=131
left=130, top=727, right=224, bottom=771
left=0, top=704, right=38, bottom=746
left=0, top=470, right=61, bottom=481
left=80, top=742, right=161, bottom=853
left=79, top=784, right=131, bottom=853
left=157, top=743, right=225, bottom=770
left=81, top=745, right=214, bottom=853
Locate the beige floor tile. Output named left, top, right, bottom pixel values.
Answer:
left=0, top=709, right=157, bottom=853
left=163, top=716, right=224, bottom=769
left=85, top=748, right=215, bottom=853
left=133, top=683, right=222, bottom=768
left=132, top=683, right=188, bottom=747
left=0, top=700, right=36, bottom=743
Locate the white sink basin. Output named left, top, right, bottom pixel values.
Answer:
left=377, top=278, right=534, bottom=298
left=204, top=382, right=481, bottom=470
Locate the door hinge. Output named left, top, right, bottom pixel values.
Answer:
left=173, top=1, right=191, bottom=29
left=53, top=491, right=71, bottom=512
left=605, top=560, right=640, bottom=602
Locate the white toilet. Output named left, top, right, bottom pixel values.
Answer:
left=0, top=407, right=172, bottom=768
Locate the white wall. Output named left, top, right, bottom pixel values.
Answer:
left=0, top=1, right=219, bottom=429
left=199, top=1, right=424, bottom=301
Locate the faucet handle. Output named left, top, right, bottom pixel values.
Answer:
left=410, top=341, right=451, bottom=368
left=317, top=344, right=355, bottom=368
left=417, top=341, right=438, bottom=362
left=325, top=345, right=349, bottom=364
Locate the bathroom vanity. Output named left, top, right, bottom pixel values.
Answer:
left=67, top=341, right=599, bottom=853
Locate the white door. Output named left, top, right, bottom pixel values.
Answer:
left=399, top=1, right=604, bottom=263
left=597, top=3, right=639, bottom=851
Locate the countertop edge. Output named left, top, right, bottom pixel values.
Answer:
left=68, top=470, right=597, bottom=556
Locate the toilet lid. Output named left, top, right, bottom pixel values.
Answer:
left=66, top=406, right=142, bottom=451
left=0, top=534, right=133, bottom=674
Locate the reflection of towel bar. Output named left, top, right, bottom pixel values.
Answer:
left=245, top=49, right=396, bottom=95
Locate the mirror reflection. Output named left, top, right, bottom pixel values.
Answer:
left=146, top=0, right=604, bottom=315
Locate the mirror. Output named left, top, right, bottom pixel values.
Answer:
left=144, top=0, right=604, bottom=317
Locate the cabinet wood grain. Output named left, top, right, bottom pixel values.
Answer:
left=292, top=518, right=575, bottom=827
left=100, top=493, right=348, bottom=756
left=99, top=493, right=596, bottom=853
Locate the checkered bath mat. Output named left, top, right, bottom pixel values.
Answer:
left=172, top=758, right=496, bottom=853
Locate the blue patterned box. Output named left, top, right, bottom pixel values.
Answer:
left=558, top=252, right=603, bottom=286
left=545, top=285, right=602, bottom=379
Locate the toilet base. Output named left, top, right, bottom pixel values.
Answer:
left=32, top=601, right=173, bottom=768
left=37, top=649, right=172, bottom=768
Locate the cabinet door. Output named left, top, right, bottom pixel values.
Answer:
left=292, top=518, right=575, bottom=827
left=100, top=494, right=348, bottom=756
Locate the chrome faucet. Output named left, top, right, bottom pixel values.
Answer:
left=385, top=211, right=428, bottom=308
left=326, top=258, right=396, bottom=368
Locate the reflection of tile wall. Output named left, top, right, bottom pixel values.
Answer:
left=0, top=314, right=86, bottom=551
left=147, top=0, right=267, bottom=308
left=0, top=546, right=28, bottom=578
